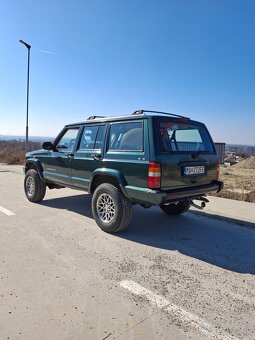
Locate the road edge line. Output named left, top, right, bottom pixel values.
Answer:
left=0, top=205, right=16, bottom=216
left=120, top=280, right=239, bottom=340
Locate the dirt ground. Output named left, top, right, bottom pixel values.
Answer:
left=213, top=165, right=255, bottom=203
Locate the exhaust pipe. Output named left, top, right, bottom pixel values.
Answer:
left=190, top=197, right=209, bottom=210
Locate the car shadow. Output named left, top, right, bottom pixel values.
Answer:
left=123, top=205, right=255, bottom=275
left=41, top=194, right=255, bottom=275
left=41, top=194, right=94, bottom=219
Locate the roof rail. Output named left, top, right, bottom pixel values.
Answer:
left=132, top=110, right=189, bottom=120
left=87, top=115, right=106, bottom=120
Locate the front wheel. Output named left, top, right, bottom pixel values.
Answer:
left=24, top=169, right=46, bottom=202
left=92, top=183, right=132, bottom=233
left=160, top=200, right=191, bottom=215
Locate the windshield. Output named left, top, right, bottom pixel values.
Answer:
left=159, top=121, right=215, bottom=153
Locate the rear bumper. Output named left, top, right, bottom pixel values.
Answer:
left=125, top=180, right=224, bottom=205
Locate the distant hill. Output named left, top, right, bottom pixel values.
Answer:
left=0, top=135, right=54, bottom=143
left=226, top=143, right=255, bottom=148
left=226, top=144, right=255, bottom=156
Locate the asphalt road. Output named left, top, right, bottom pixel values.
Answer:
left=0, top=165, right=255, bottom=340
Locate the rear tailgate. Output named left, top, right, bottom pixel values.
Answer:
left=158, top=153, right=218, bottom=190
left=153, top=117, right=218, bottom=190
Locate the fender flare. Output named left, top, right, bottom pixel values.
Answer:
left=25, top=159, right=45, bottom=182
left=89, top=168, right=128, bottom=197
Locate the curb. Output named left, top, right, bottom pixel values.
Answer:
left=189, top=210, right=255, bottom=230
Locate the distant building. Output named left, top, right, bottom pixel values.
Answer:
left=224, top=157, right=238, bottom=166
left=214, top=143, right=225, bottom=164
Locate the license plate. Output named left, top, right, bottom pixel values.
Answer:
left=183, top=165, right=205, bottom=176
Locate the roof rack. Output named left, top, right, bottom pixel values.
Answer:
left=87, top=115, right=106, bottom=120
left=132, top=110, right=189, bottom=120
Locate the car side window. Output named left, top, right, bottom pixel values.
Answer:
left=78, top=125, right=106, bottom=151
left=94, top=125, right=106, bottom=149
left=79, top=126, right=98, bottom=150
left=56, top=128, right=79, bottom=152
left=108, top=122, right=143, bottom=151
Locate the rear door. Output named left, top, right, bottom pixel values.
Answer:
left=154, top=118, right=218, bottom=190
left=104, top=120, right=148, bottom=188
left=71, top=124, right=106, bottom=190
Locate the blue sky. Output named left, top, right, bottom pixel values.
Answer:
left=0, top=0, right=254, bottom=144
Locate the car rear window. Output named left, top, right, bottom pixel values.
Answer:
left=159, top=121, right=215, bottom=153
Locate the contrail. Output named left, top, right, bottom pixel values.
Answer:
left=34, top=48, right=56, bottom=55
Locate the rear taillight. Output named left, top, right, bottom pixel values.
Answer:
left=148, top=162, right=161, bottom=189
left=216, top=161, right=220, bottom=180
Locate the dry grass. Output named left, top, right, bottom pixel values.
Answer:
left=1, top=140, right=255, bottom=203
left=213, top=166, right=255, bottom=203
left=0, top=140, right=41, bottom=165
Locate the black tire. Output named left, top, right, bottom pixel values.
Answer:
left=92, top=183, right=132, bottom=233
left=24, top=169, right=46, bottom=203
left=160, top=200, right=191, bottom=215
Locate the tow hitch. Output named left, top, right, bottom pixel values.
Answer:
left=190, top=197, right=209, bottom=210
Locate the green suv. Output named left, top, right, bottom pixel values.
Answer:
left=24, top=110, right=223, bottom=233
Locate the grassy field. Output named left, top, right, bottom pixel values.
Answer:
left=213, top=165, right=255, bottom=203
left=0, top=140, right=41, bottom=164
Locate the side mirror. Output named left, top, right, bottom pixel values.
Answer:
left=42, top=141, right=54, bottom=150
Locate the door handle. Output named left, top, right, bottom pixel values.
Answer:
left=67, top=153, right=74, bottom=158
left=93, top=154, right=102, bottom=160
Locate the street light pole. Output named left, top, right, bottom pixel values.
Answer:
left=19, top=39, right=31, bottom=153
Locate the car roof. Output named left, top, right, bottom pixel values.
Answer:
left=64, top=110, right=204, bottom=128
left=66, top=114, right=145, bottom=127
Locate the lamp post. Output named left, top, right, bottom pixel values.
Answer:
left=19, top=39, right=31, bottom=153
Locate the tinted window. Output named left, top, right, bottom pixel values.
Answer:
left=56, top=128, right=79, bottom=152
left=94, top=125, right=106, bottom=149
left=109, top=122, right=143, bottom=151
left=159, top=121, right=214, bottom=153
left=78, top=125, right=106, bottom=150
left=79, top=126, right=98, bottom=150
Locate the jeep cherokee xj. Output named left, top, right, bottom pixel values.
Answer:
left=24, top=110, right=223, bottom=233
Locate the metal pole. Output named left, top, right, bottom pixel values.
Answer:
left=19, top=39, right=31, bottom=154
left=26, top=47, right=30, bottom=153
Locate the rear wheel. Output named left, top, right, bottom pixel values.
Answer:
left=160, top=200, right=191, bottom=215
left=92, top=183, right=131, bottom=233
left=24, top=169, right=46, bottom=202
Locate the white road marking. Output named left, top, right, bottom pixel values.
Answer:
left=120, top=280, right=239, bottom=340
left=0, top=205, right=15, bottom=216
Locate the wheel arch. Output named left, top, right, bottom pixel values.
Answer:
left=89, top=168, right=128, bottom=197
left=25, top=159, right=45, bottom=182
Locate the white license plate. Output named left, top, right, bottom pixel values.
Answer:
left=183, top=166, right=205, bottom=176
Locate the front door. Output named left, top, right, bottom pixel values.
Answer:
left=43, top=127, right=80, bottom=186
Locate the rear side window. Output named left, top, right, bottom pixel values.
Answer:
left=159, top=121, right=214, bottom=153
left=109, top=122, right=143, bottom=151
